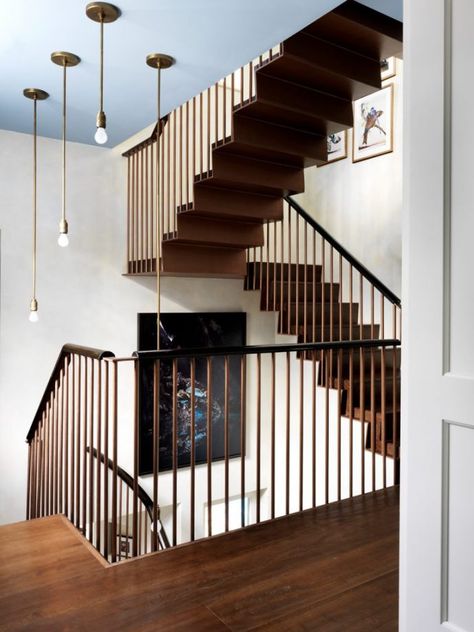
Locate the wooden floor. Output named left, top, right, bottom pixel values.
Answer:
left=0, top=488, right=399, bottom=631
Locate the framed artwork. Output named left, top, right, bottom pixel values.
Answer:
left=137, top=312, right=246, bottom=475
left=117, top=534, right=133, bottom=558
left=318, top=130, right=348, bottom=167
left=352, top=84, right=394, bottom=163
left=381, top=57, right=396, bottom=81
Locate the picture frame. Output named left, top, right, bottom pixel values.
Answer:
left=318, top=130, right=348, bottom=167
left=381, top=57, right=396, bottom=81
left=352, top=84, right=394, bottom=163
left=137, top=312, right=246, bottom=476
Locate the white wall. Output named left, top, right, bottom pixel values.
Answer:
left=296, top=61, right=403, bottom=298
left=0, top=129, right=275, bottom=525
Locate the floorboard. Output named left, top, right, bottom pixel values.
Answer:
left=0, top=487, right=399, bottom=631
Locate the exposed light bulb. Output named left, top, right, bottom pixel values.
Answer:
left=29, top=310, right=39, bottom=323
left=95, top=126, right=108, bottom=144
left=58, top=233, right=69, bottom=247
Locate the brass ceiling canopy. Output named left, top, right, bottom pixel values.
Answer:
left=146, top=53, right=175, bottom=70
left=86, top=2, right=121, bottom=23
left=23, top=88, right=50, bottom=101
left=51, top=51, right=81, bottom=67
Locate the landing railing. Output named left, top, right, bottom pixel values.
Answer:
left=26, top=344, right=168, bottom=562
left=122, top=44, right=282, bottom=274
left=246, top=195, right=401, bottom=344
left=27, top=337, right=400, bottom=561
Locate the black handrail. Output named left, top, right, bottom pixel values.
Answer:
left=26, top=343, right=115, bottom=443
left=87, top=449, right=152, bottom=517
left=135, top=338, right=400, bottom=361
left=284, top=195, right=401, bottom=308
left=87, top=448, right=170, bottom=550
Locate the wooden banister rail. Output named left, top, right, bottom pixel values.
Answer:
left=121, top=116, right=169, bottom=158
left=26, top=336, right=400, bottom=562
left=26, top=344, right=115, bottom=443
left=284, top=196, right=401, bottom=307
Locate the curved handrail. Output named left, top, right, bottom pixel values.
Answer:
left=87, top=448, right=153, bottom=519
left=26, top=343, right=115, bottom=443
left=87, top=447, right=170, bottom=550
left=284, top=195, right=401, bottom=308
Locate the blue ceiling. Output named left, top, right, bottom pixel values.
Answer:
left=0, top=0, right=402, bottom=148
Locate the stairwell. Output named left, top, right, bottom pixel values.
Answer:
left=159, top=1, right=403, bottom=277
left=123, top=0, right=403, bottom=471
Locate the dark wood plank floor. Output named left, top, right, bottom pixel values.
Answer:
left=0, top=488, right=399, bottom=631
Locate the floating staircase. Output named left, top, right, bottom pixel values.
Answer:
left=160, top=0, right=403, bottom=277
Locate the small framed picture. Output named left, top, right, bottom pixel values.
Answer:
left=352, top=84, right=394, bottom=163
left=381, top=57, right=396, bottom=81
left=117, top=533, right=133, bottom=558
left=318, top=130, right=348, bottom=167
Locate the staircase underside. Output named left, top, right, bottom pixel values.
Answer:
left=0, top=487, right=399, bottom=631
left=156, top=1, right=403, bottom=278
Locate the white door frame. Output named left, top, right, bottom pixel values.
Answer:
left=400, top=0, right=474, bottom=630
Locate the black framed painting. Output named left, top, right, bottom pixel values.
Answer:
left=137, top=312, right=246, bottom=475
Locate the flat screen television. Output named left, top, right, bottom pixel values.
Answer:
left=137, top=312, right=246, bottom=475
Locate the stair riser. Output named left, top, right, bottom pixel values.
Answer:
left=282, top=32, right=381, bottom=99
left=323, top=351, right=401, bottom=375
left=255, top=72, right=353, bottom=131
left=209, top=153, right=304, bottom=196
left=294, top=325, right=380, bottom=341
left=174, top=215, right=264, bottom=248
left=191, top=187, right=284, bottom=222
left=305, top=5, right=403, bottom=61
left=280, top=303, right=359, bottom=325
left=259, top=285, right=341, bottom=310
left=231, top=115, right=327, bottom=165
left=246, top=263, right=323, bottom=285
left=162, top=243, right=247, bottom=278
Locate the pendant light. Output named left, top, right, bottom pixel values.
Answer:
left=86, top=2, right=121, bottom=145
left=146, top=53, right=175, bottom=348
left=23, top=88, right=49, bottom=322
left=51, top=51, right=81, bottom=247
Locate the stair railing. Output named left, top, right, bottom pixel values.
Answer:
left=25, top=344, right=169, bottom=563
left=246, top=195, right=401, bottom=344
left=121, top=43, right=282, bottom=275
left=27, top=337, right=400, bottom=561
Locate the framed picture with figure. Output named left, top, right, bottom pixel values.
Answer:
left=318, top=130, right=348, bottom=167
left=352, top=84, right=394, bottom=163
left=381, top=57, right=396, bottom=81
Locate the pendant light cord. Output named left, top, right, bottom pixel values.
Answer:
left=62, top=62, right=67, bottom=224
left=100, top=17, right=104, bottom=113
left=156, top=65, right=161, bottom=349
left=32, top=96, right=37, bottom=300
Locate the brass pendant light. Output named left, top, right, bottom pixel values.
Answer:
left=146, top=53, right=175, bottom=348
left=51, top=51, right=81, bottom=247
left=23, top=88, right=49, bottom=322
left=86, top=2, right=121, bottom=145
